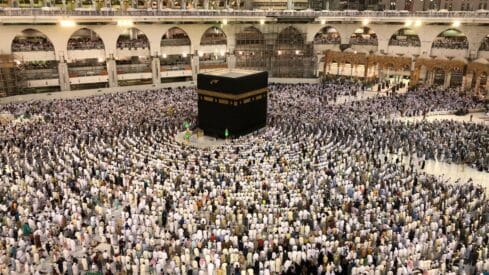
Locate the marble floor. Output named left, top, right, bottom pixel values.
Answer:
left=393, top=112, right=489, bottom=193
left=421, top=159, right=488, bottom=193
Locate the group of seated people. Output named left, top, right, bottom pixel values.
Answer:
left=161, top=32, right=191, bottom=47
left=389, top=37, right=421, bottom=47
left=314, top=33, right=341, bottom=45
left=0, top=83, right=487, bottom=274
left=68, top=37, right=105, bottom=50
left=350, top=35, right=378, bottom=46
left=11, top=38, right=54, bottom=52
left=116, top=36, right=150, bottom=50
left=200, top=34, right=227, bottom=46
left=432, top=38, right=469, bottom=49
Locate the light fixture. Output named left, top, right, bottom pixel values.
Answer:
left=220, top=50, right=225, bottom=57
left=260, top=19, right=265, bottom=25
left=222, top=19, right=228, bottom=25
left=198, top=51, right=203, bottom=57
left=182, top=53, right=188, bottom=58
left=414, top=20, right=422, bottom=27
left=162, top=53, right=167, bottom=58
left=452, top=20, right=461, bottom=28
left=295, top=50, right=300, bottom=55
left=117, top=19, right=134, bottom=27
left=59, top=20, right=76, bottom=28
left=277, top=50, right=282, bottom=55
left=98, top=57, right=105, bottom=63
left=362, top=18, right=370, bottom=26
left=320, top=19, right=326, bottom=25
left=404, top=20, right=413, bottom=27
left=238, top=51, right=243, bottom=55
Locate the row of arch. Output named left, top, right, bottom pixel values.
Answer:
left=12, top=26, right=227, bottom=55
left=313, top=26, right=479, bottom=50
left=12, top=25, right=489, bottom=57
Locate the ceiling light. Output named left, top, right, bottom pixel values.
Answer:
left=117, top=19, right=134, bottom=27
left=60, top=20, right=76, bottom=28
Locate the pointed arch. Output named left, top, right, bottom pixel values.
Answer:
left=11, top=28, right=55, bottom=53
left=313, top=26, right=341, bottom=45
left=236, top=26, right=265, bottom=46
left=432, top=28, right=468, bottom=50
left=200, top=26, right=227, bottom=46
left=388, top=28, right=420, bottom=47
left=67, top=28, right=105, bottom=51
left=349, top=26, right=378, bottom=46
left=116, top=28, right=150, bottom=51
left=161, top=27, right=191, bottom=47
left=277, top=26, right=304, bottom=47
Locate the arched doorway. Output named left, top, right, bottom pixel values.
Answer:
left=67, top=28, right=107, bottom=90
left=273, top=26, right=314, bottom=78
left=313, top=26, right=341, bottom=52
left=160, top=27, right=192, bottom=74
left=349, top=27, right=378, bottom=52
left=388, top=28, right=420, bottom=56
left=388, top=28, right=420, bottom=47
left=116, top=28, right=152, bottom=86
left=431, top=29, right=468, bottom=58
left=450, top=68, right=464, bottom=87
left=433, top=68, right=445, bottom=86
left=11, top=29, right=59, bottom=92
left=235, top=26, right=266, bottom=70
left=199, top=26, right=227, bottom=71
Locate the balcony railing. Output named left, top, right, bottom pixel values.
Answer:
left=68, top=66, right=107, bottom=77
left=1, top=8, right=489, bottom=19
left=116, top=63, right=152, bottom=74
left=24, top=69, right=58, bottom=80
left=161, top=39, right=191, bottom=47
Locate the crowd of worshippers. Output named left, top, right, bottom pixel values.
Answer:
left=0, top=83, right=488, bottom=275
left=67, top=37, right=105, bottom=51
left=431, top=38, right=469, bottom=50
left=11, top=37, right=54, bottom=52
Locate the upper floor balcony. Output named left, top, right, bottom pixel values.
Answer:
left=2, top=8, right=489, bottom=24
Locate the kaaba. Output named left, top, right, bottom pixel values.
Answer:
left=197, top=69, right=268, bottom=138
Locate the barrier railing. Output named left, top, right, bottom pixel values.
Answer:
left=1, top=8, right=489, bottom=19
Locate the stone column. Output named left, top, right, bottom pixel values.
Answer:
left=426, top=71, right=433, bottom=86
left=191, top=54, right=199, bottom=82
left=463, top=72, right=473, bottom=90
left=227, top=54, right=236, bottom=69
left=151, top=55, right=161, bottom=85
left=287, top=0, right=293, bottom=10
left=58, top=60, right=71, bottom=92
left=106, top=56, right=118, bottom=88
left=474, top=76, right=481, bottom=96
left=444, top=71, right=451, bottom=89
